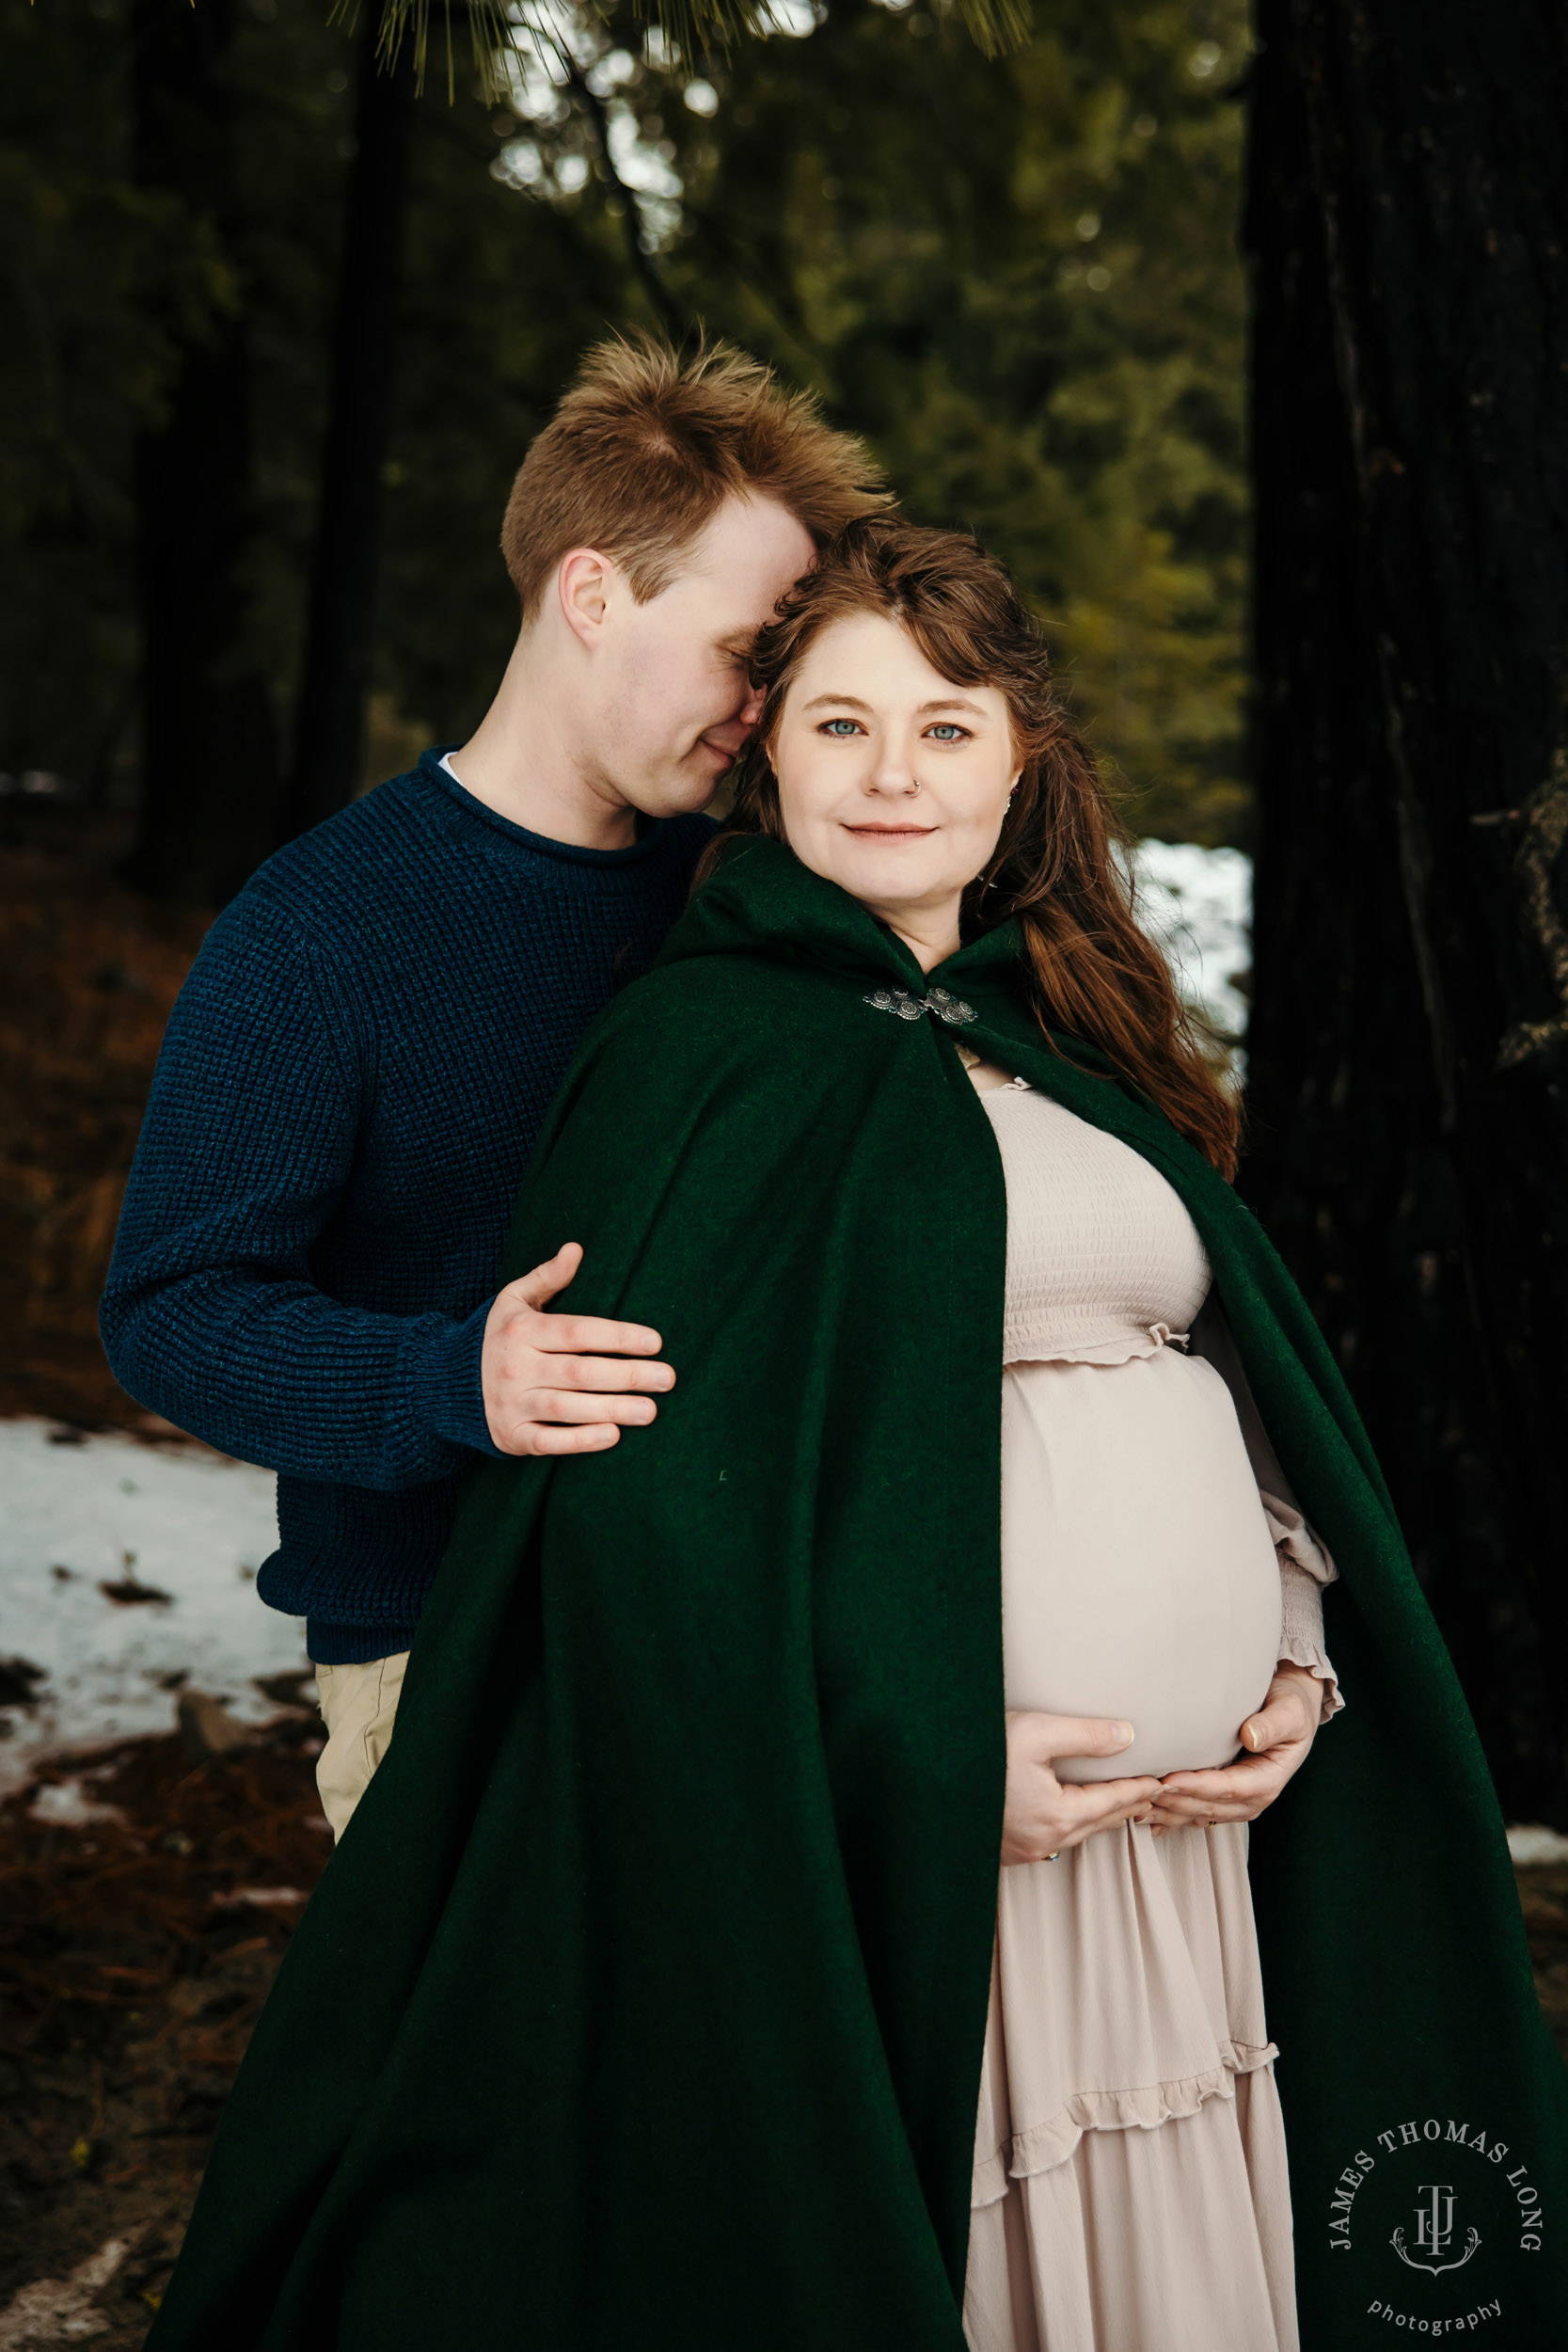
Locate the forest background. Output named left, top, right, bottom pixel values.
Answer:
left=1, top=0, right=1250, bottom=845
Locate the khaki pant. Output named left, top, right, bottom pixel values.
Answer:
left=314, top=1651, right=409, bottom=1840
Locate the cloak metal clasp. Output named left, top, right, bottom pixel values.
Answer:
left=863, top=985, right=977, bottom=1028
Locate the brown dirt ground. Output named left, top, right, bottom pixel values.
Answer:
left=0, top=1710, right=329, bottom=2344
left=0, top=808, right=211, bottom=1435
left=1517, top=1865, right=1568, bottom=2060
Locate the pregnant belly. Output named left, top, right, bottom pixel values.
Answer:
left=1000, top=1349, right=1283, bottom=1783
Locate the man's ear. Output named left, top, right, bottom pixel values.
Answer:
left=557, top=548, right=614, bottom=650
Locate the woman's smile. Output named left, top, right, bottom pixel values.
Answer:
left=840, top=819, right=938, bottom=838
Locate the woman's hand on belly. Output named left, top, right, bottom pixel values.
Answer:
left=1000, top=1711, right=1164, bottom=1866
left=1144, top=1662, right=1322, bottom=1834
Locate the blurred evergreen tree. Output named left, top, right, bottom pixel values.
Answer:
left=669, top=0, right=1253, bottom=842
left=1243, top=0, right=1568, bottom=1823
left=279, top=18, right=416, bottom=840
left=128, top=0, right=283, bottom=898
left=0, top=0, right=1252, bottom=878
left=0, top=0, right=210, bottom=803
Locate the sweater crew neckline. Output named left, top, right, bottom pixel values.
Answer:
left=416, top=748, right=689, bottom=869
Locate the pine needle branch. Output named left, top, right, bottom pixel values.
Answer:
left=344, top=0, right=1028, bottom=105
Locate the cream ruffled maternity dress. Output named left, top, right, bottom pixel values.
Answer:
left=960, top=1062, right=1342, bottom=2352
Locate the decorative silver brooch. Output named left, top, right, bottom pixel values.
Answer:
left=863, top=984, right=978, bottom=1028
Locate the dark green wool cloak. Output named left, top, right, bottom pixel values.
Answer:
left=147, top=839, right=1566, bottom=2352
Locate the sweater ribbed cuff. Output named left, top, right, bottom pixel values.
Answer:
left=411, top=1298, right=504, bottom=1457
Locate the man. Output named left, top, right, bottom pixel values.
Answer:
left=102, top=334, right=883, bottom=1833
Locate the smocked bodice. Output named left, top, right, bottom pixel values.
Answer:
left=978, top=1078, right=1212, bottom=1367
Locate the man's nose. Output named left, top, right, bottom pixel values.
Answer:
left=736, top=681, right=765, bottom=729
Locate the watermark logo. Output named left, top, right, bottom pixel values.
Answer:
left=1391, top=2184, right=1480, bottom=2277
left=1324, top=2113, right=1544, bottom=2333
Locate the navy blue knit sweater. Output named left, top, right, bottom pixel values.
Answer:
left=101, top=751, right=714, bottom=1663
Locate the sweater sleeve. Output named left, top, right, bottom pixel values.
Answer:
left=1189, top=1293, right=1343, bottom=1724
left=100, top=894, right=502, bottom=1489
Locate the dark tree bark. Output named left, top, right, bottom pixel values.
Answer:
left=126, top=0, right=281, bottom=902
left=278, top=24, right=416, bottom=841
left=1244, top=0, right=1568, bottom=1820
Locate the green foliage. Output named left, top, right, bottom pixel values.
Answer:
left=631, top=0, right=1254, bottom=840
left=367, top=0, right=1030, bottom=107
left=0, top=0, right=1250, bottom=844
left=374, top=59, right=642, bottom=743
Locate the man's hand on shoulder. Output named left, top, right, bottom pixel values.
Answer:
left=482, top=1243, right=674, bottom=1456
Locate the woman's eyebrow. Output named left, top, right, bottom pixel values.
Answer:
left=799, top=692, right=989, bottom=717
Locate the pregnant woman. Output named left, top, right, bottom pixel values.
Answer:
left=145, top=520, right=1566, bottom=2352
left=960, top=1030, right=1340, bottom=2351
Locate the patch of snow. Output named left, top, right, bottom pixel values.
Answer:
left=212, top=1885, right=309, bottom=1908
left=0, top=2234, right=132, bottom=2348
left=0, top=1420, right=304, bottom=1797
left=1506, top=1821, right=1568, bottom=1866
left=26, top=1778, right=128, bottom=1830
left=1128, top=840, right=1252, bottom=1050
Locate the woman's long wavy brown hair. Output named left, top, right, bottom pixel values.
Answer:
left=693, top=516, right=1241, bottom=1179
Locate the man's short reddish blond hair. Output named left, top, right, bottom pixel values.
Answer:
left=499, top=333, right=890, bottom=620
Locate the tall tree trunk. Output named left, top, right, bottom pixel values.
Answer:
left=278, top=23, right=416, bottom=841
left=126, top=0, right=280, bottom=903
left=1244, top=0, right=1568, bottom=1821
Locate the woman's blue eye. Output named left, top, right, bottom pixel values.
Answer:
left=927, top=723, right=965, bottom=741
left=820, top=718, right=862, bottom=737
